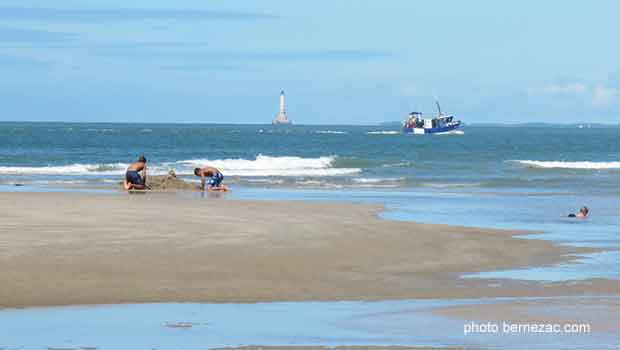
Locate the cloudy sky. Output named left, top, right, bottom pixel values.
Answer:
left=0, top=0, right=619, bottom=124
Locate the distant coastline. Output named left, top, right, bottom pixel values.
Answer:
left=468, top=122, right=620, bottom=128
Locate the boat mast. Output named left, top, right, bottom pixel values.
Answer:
left=435, top=100, right=442, bottom=116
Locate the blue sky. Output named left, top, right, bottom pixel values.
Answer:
left=0, top=0, right=619, bottom=124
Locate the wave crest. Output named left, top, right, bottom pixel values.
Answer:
left=512, top=160, right=620, bottom=170
left=0, top=163, right=128, bottom=175
left=366, top=130, right=399, bottom=135
left=313, top=130, right=348, bottom=135
left=0, top=155, right=361, bottom=177
left=178, top=155, right=360, bottom=176
left=435, top=130, right=464, bottom=135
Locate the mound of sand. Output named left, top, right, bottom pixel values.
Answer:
left=121, top=170, right=199, bottom=191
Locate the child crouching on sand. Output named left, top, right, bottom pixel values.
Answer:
left=124, top=155, right=149, bottom=190
left=194, top=166, right=229, bottom=192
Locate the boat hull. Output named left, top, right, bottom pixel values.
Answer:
left=403, top=122, right=461, bottom=134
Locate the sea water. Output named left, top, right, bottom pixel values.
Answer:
left=0, top=297, right=618, bottom=350
left=1, top=122, right=620, bottom=281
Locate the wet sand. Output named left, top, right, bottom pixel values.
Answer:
left=0, top=192, right=617, bottom=309
left=433, top=296, right=620, bottom=333
left=212, top=347, right=463, bottom=350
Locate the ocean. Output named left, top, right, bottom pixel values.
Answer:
left=2, top=122, right=620, bottom=189
left=1, top=297, right=617, bottom=350
left=1, top=122, right=620, bottom=280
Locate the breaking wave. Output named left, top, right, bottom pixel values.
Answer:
left=366, top=130, right=400, bottom=135
left=418, top=182, right=482, bottom=188
left=177, top=155, right=360, bottom=177
left=313, top=130, right=348, bottom=135
left=435, top=130, right=464, bottom=135
left=0, top=155, right=361, bottom=177
left=0, top=163, right=129, bottom=175
left=352, top=177, right=406, bottom=184
left=512, top=160, right=620, bottom=170
left=84, top=128, right=120, bottom=133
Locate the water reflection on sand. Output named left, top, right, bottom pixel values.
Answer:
left=1, top=296, right=618, bottom=350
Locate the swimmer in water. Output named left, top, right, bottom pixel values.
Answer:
left=568, top=206, right=589, bottom=218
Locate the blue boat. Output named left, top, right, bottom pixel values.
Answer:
left=402, top=101, right=462, bottom=134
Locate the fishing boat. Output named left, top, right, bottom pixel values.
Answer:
left=402, top=101, right=461, bottom=134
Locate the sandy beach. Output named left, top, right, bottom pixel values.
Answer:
left=433, top=296, right=620, bottom=333
left=212, top=347, right=463, bottom=350
left=0, top=192, right=617, bottom=309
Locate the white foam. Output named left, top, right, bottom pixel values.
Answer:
left=382, top=161, right=413, bottom=168
left=243, top=178, right=286, bottom=185
left=353, top=177, right=406, bottom=184
left=435, top=130, right=464, bottom=135
left=0, top=155, right=361, bottom=178
left=177, top=155, right=360, bottom=177
left=352, top=184, right=399, bottom=188
left=314, top=130, right=348, bottom=135
left=366, top=130, right=400, bottom=135
left=296, top=179, right=327, bottom=186
left=0, top=163, right=128, bottom=175
left=512, top=160, right=620, bottom=170
left=0, top=163, right=172, bottom=176
left=419, top=182, right=482, bottom=188
left=84, top=128, right=119, bottom=133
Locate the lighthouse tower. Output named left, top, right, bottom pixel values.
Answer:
left=272, top=90, right=291, bottom=124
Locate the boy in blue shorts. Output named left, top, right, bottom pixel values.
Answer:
left=124, top=155, right=149, bottom=190
left=194, top=166, right=229, bottom=192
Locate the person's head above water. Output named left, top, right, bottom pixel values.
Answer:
left=568, top=205, right=589, bottom=218
left=138, top=155, right=147, bottom=163
left=194, top=167, right=202, bottom=176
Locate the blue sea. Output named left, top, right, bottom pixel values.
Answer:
left=2, top=122, right=620, bottom=191
left=1, top=122, right=620, bottom=281
left=2, top=296, right=618, bottom=350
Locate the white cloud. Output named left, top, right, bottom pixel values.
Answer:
left=592, top=85, right=619, bottom=107
left=528, top=81, right=619, bottom=108
left=541, top=83, right=587, bottom=94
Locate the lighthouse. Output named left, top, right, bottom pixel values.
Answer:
left=272, top=90, right=291, bottom=124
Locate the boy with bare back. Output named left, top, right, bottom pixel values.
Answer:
left=194, top=166, right=229, bottom=192
left=124, top=155, right=149, bottom=190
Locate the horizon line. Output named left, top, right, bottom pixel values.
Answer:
left=1, top=120, right=619, bottom=127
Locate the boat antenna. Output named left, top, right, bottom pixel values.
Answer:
left=431, top=93, right=443, bottom=116
left=433, top=96, right=442, bottom=116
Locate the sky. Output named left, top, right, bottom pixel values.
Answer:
left=0, top=0, right=619, bottom=124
